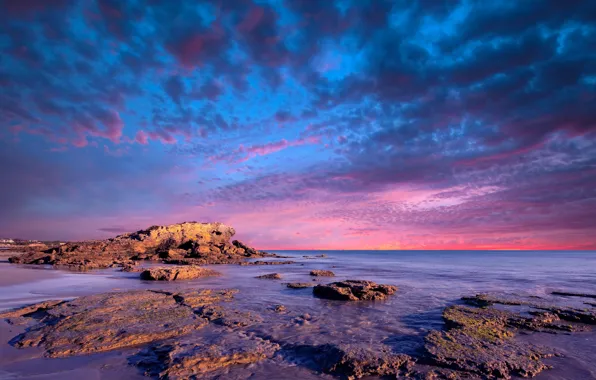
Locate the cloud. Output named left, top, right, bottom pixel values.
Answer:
left=1, top=0, right=594, bottom=249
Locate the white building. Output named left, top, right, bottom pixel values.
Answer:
left=0, top=238, right=15, bottom=244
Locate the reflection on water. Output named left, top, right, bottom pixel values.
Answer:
left=0, top=250, right=595, bottom=379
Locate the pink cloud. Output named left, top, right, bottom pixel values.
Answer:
left=135, top=130, right=148, bottom=144
left=208, top=136, right=320, bottom=164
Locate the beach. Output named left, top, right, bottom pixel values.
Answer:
left=0, top=250, right=595, bottom=379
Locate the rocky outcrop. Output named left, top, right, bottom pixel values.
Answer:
left=313, top=280, right=397, bottom=301
left=9, top=222, right=273, bottom=270
left=424, top=305, right=559, bottom=379
left=7, top=291, right=207, bottom=358
left=463, top=294, right=596, bottom=325
left=310, top=270, right=335, bottom=277
left=140, top=266, right=220, bottom=281
left=285, top=343, right=414, bottom=379
left=256, top=273, right=282, bottom=279
left=134, top=331, right=279, bottom=380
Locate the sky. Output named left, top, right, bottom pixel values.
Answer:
left=1, top=0, right=595, bottom=250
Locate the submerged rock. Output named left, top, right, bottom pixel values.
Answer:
left=9, top=222, right=269, bottom=269
left=286, top=343, right=414, bottom=379
left=313, top=280, right=397, bottom=301
left=9, top=291, right=207, bottom=358
left=256, top=273, right=282, bottom=279
left=134, top=331, right=279, bottom=380
left=310, top=270, right=335, bottom=277
left=140, top=266, right=220, bottom=281
left=462, top=293, right=596, bottom=326
left=286, top=282, right=315, bottom=289
left=551, top=291, right=596, bottom=299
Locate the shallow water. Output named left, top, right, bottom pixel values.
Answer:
left=0, top=250, right=595, bottom=379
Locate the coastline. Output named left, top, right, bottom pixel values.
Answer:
left=0, top=249, right=595, bottom=379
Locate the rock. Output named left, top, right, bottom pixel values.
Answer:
left=173, top=289, right=238, bottom=308
left=0, top=300, right=66, bottom=319
left=287, top=343, right=414, bottom=378
left=425, top=330, right=552, bottom=379
left=271, top=304, right=286, bottom=313
left=239, top=260, right=296, bottom=266
left=10, top=222, right=269, bottom=269
left=140, top=266, right=220, bottom=281
left=121, top=263, right=143, bottom=272
left=194, top=305, right=262, bottom=328
left=313, top=280, right=397, bottom=301
left=424, top=305, right=558, bottom=379
left=310, top=270, right=335, bottom=277
left=534, top=305, right=596, bottom=325
left=551, top=291, right=596, bottom=299
left=134, top=331, right=279, bottom=379
left=462, top=294, right=596, bottom=325
left=256, top=273, right=282, bottom=280
left=9, top=291, right=207, bottom=358
left=461, top=293, right=529, bottom=307
left=286, top=282, right=314, bottom=289
left=316, top=254, right=327, bottom=258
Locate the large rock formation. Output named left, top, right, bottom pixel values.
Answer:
left=9, top=222, right=276, bottom=270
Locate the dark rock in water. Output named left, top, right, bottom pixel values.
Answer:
left=271, top=304, right=286, bottom=313
left=286, top=343, right=414, bottom=378
left=286, top=282, right=314, bottom=289
left=425, top=305, right=559, bottom=379
left=313, top=280, right=397, bottom=301
left=140, top=266, right=220, bottom=281
left=315, top=254, right=327, bottom=258
left=462, top=293, right=529, bottom=307
left=121, top=262, right=143, bottom=272
left=533, top=305, right=596, bottom=325
left=8, top=291, right=207, bottom=358
left=9, top=222, right=269, bottom=269
left=134, top=331, right=279, bottom=380
left=551, top=291, right=596, bottom=299
left=310, top=269, right=335, bottom=277
left=256, top=273, right=282, bottom=279
left=239, top=260, right=296, bottom=266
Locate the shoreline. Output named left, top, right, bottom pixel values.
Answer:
left=0, top=250, right=595, bottom=379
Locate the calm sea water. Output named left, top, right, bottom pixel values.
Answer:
left=0, top=250, right=595, bottom=379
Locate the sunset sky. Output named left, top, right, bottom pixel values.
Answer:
left=1, top=0, right=595, bottom=250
